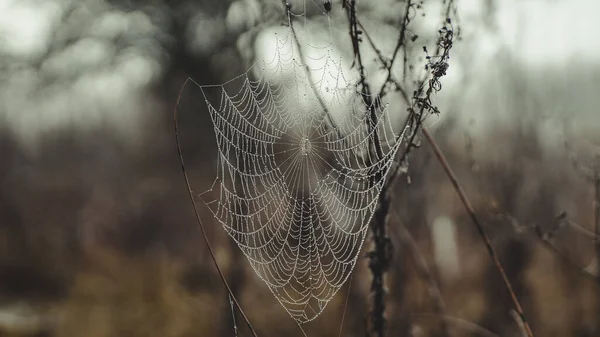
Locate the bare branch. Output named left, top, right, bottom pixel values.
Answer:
left=341, top=2, right=392, bottom=337
left=173, top=78, right=258, bottom=337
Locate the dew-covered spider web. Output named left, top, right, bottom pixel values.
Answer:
left=192, top=0, right=408, bottom=324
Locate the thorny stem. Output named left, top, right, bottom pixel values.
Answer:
left=343, top=1, right=455, bottom=335
left=173, top=79, right=258, bottom=337
left=422, top=127, right=535, bottom=337
left=342, top=1, right=392, bottom=336
left=367, top=192, right=393, bottom=337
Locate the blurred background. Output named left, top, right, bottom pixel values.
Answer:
left=0, top=0, right=599, bottom=336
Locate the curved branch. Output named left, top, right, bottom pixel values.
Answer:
left=173, top=78, right=258, bottom=337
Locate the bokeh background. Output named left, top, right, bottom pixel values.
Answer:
left=0, top=0, right=599, bottom=336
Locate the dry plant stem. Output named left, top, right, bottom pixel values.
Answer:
left=342, top=1, right=455, bottom=335
left=229, top=294, right=239, bottom=337
left=421, top=127, right=534, bottom=337
left=385, top=0, right=456, bottom=181
left=391, top=210, right=451, bottom=337
left=173, top=79, right=258, bottom=337
left=343, top=1, right=394, bottom=336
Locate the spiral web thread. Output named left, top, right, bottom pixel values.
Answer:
left=195, top=1, right=407, bottom=323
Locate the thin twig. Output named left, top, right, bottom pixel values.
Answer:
left=339, top=0, right=419, bottom=184
left=377, top=0, right=413, bottom=98
left=421, top=126, right=534, bottom=337
left=343, top=0, right=382, bottom=160
left=229, top=294, right=239, bottom=337
left=173, top=78, right=258, bottom=337
left=390, top=209, right=451, bottom=337
left=356, top=20, right=409, bottom=102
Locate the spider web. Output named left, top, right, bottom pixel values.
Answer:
left=194, top=1, right=408, bottom=323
